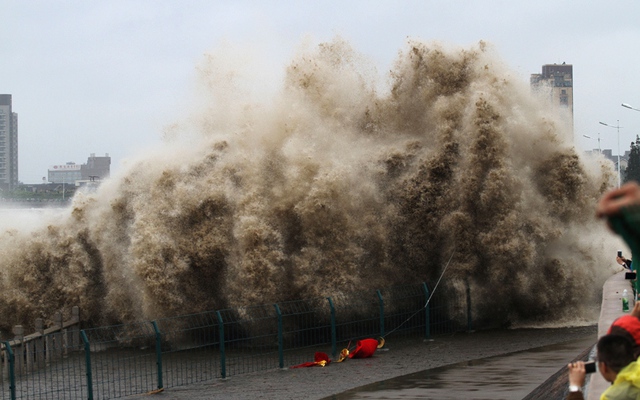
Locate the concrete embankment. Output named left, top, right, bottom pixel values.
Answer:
left=125, top=327, right=597, bottom=399
left=523, top=270, right=631, bottom=400
left=587, top=270, right=632, bottom=400
left=123, top=273, right=629, bottom=399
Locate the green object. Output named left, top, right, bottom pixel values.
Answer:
left=215, top=311, right=226, bottom=379
left=327, top=297, right=337, bottom=358
left=623, top=289, right=630, bottom=312
left=4, top=341, right=16, bottom=400
left=151, top=321, right=163, bottom=390
left=80, top=330, right=93, bottom=400
left=377, top=290, right=385, bottom=338
left=274, top=304, right=283, bottom=369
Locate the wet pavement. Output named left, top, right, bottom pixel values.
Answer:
left=322, top=270, right=632, bottom=400
left=125, top=326, right=597, bottom=399
left=324, top=336, right=595, bottom=399
left=116, top=272, right=633, bottom=400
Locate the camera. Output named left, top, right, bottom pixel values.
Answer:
left=585, top=361, right=597, bottom=374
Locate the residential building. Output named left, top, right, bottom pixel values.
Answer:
left=0, top=94, right=19, bottom=189
left=530, top=64, right=574, bottom=134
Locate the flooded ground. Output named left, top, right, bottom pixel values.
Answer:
left=324, top=336, right=595, bottom=399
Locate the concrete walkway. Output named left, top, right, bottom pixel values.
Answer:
left=588, top=270, right=634, bottom=400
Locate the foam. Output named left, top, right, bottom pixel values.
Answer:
left=0, top=38, right=622, bottom=330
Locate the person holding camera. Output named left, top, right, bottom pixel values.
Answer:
left=617, top=255, right=633, bottom=271
left=567, top=334, right=640, bottom=399
left=597, top=182, right=640, bottom=269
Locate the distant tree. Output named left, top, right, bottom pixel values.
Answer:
left=624, top=135, right=640, bottom=183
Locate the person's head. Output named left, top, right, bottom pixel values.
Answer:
left=607, top=315, right=640, bottom=358
left=597, top=334, right=635, bottom=383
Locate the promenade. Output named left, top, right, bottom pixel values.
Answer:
left=125, top=326, right=596, bottom=399
left=123, top=272, right=631, bottom=399
left=587, top=270, right=632, bottom=400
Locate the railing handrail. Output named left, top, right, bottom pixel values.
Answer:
left=0, top=281, right=466, bottom=399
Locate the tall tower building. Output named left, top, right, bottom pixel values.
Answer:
left=0, top=94, right=18, bottom=189
left=530, top=64, right=574, bottom=133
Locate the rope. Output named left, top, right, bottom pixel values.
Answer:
left=381, top=247, right=456, bottom=340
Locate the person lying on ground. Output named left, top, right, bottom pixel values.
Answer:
left=567, top=334, right=639, bottom=400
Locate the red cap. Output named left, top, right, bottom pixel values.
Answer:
left=608, top=315, right=640, bottom=348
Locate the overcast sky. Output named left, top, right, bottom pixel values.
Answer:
left=2, top=0, right=640, bottom=184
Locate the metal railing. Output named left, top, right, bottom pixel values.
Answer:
left=0, top=281, right=471, bottom=399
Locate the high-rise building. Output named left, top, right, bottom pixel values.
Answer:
left=530, top=64, right=574, bottom=133
left=0, top=94, right=18, bottom=189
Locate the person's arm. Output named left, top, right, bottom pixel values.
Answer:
left=631, top=301, right=640, bottom=319
left=597, top=183, right=640, bottom=266
left=567, top=362, right=586, bottom=400
left=597, top=182, right=640, bottom=218
left=618, top=256, right=633, bottom=269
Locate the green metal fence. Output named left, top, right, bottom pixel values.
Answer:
left=0, top=281, right=470, bottom=399
left=156, top=312, right=221, bottom=388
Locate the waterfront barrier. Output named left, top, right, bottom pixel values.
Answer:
left=0, top=281, right=471, bottom=399
left=586, top=271, right=633, bottom=400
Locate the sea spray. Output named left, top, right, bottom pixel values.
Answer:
left=0, top=38, right=622, bottom=331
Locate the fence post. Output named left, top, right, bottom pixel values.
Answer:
left=326, top=298, right=336, bottom=358
left=35, top=318, right=45, bottom=368
left=12, top=326, right=23, bottom=375
left=466, top=278, right=473, bottom=332
left=25, top=325, right=33, bottom=372
left=53, top=312, right=63, bottom=359
left=274, top=304, right=283, bottom=369
left=3, top=341, right=16, bottom=400
left=45, top=325, right=52, bottom=363
left=68, top=306, right=80, bottom=350
left=215, top=311, right=226, bottom=379
left=1, top=343, right=4, bottom=380
left=421, top=283, right=430, bottom=340
left=151, top=321, right=163, bottom=390
left=376, top=290, right=385, bottom=338
left=80, top=330, right=93, bottom=400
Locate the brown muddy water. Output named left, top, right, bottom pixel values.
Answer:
left=324, top=336, right=595, bottom=399
left=0, top=39, right=621, bottom=335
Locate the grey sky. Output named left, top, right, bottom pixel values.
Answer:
left=2, top=0, right=639, bottom=184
